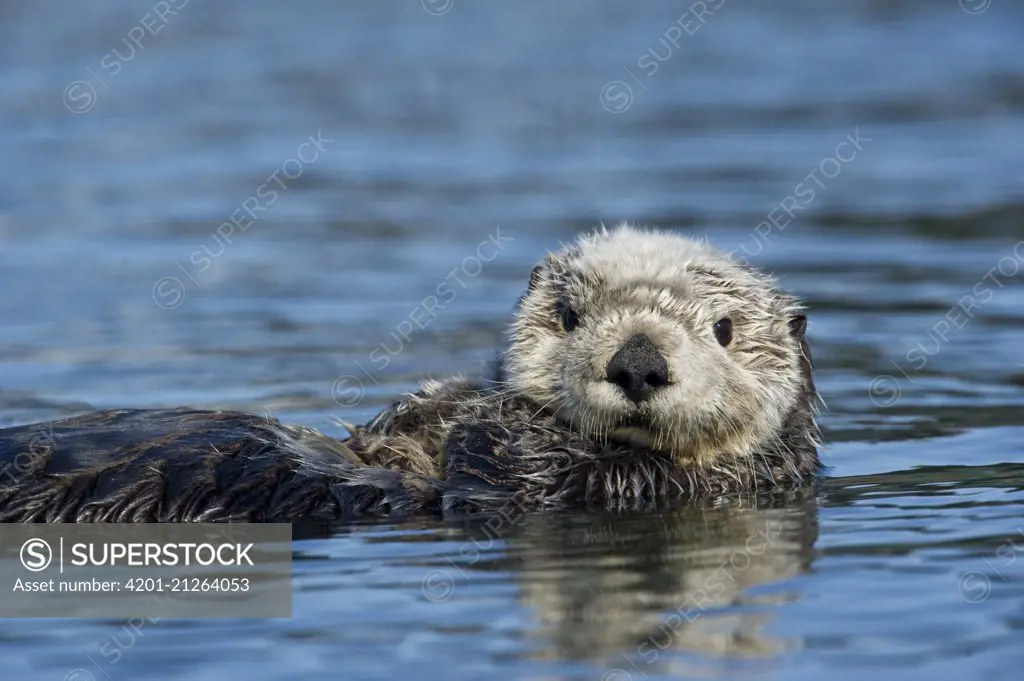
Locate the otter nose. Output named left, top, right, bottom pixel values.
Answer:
left=605, top=333, right=670, bottom=403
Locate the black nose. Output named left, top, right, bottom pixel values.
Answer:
left=605, top=333, right=670, bottom=402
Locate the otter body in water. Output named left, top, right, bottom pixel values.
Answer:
left=0, top=226, right=820, bottom=522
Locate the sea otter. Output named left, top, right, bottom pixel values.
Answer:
left=0, top=226, right=821, bottom=522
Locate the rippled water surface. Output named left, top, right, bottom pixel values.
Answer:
left=2, top=1, right=1023, bottom=679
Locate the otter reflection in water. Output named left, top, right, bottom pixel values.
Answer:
left=480, top=491, right=819, bottom=672
left=0, top=226, right=821, bottom=522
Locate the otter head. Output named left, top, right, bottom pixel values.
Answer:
left=502, top=225, right=812, bottom=468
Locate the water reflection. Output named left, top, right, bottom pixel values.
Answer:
left=462, top=490, right=820, bottom=671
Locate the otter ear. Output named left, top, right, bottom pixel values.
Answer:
left=788, top=313, right=815, bottom=392
left=528, top=265, right=545, bottom=291
left=788, top=315, right=807, bottom=339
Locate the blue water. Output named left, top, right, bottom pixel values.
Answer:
left=1, top=1, right=1023, bottom=679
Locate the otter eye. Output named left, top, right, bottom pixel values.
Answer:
left=560, top=304, right=580, bottom=332
left=713, top=318, right=732, bottom=347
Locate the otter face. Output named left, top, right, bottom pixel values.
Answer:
left=502, top=225, right=809, bottom=467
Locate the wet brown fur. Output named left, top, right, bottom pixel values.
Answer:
left=0, top=226, right=821, bottom=522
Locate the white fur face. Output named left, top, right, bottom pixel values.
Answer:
left=502, top=225, right=808, bottom=467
